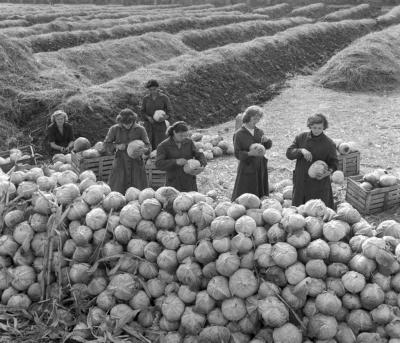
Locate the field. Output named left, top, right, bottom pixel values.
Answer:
left=0, top=1, right=397, bottom=148
left=2, top=2, right=400, bottom=342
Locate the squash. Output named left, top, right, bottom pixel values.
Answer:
left=249, top=143, right=266, bottom=157
left=73, top=137, right=91, bottom=153
left=153, top=110, right=166, bottom=122
left=308, top=161, right=328, bottom=179
left=338, top=143, right=351, bottom=155
left=183, top=159, right=204, bottom=176
left=379, top=175, right=398, bottom=188
left=127, top=140, right=146, bottom=159
left=360, top=182, right=373, bottom=191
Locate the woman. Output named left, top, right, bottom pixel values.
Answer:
left=286, top=113, right=338, bottom=209
left=232, top=106, right=272, bottom=201
left=141, top=79, right=173, bottom=150
left=156, top=121, right=207, bottom=192
left=47, top=110, right=74, bottom=154
left=104, top=109, right=151, bottom=194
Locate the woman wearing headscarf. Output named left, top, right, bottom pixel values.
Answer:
left=232, top=106, right=272, bottom=201
left=141, top=79, right=173, bottom=150
left=286, top=113, right=338, bottom=209
left=156, top=121, right=207, bottom=192
left=104, top=109, right=151, bottom=194
left=47, top=110, right=74, bottom=154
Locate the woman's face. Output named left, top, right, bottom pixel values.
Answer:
left=248, top=114, right=261, bottom=128
left=174, top=130, right=188, bottom=143
left=54, top=115, right=65, bottom=126
left=149, top=86, right=159, bottom=96
left=122, top=121, right=134, bottom=129
left=310, top=123, right=324, bottom=136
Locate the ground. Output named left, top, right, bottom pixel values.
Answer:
left=197, top=74, right=400, bottom=224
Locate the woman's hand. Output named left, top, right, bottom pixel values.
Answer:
left=301, top=149, right=313, bottom=162
left=176, top=158, right=187, bottom=166
left=116, top=144, right=126, bottom=151
left=316, top=169, right=332, bottom=180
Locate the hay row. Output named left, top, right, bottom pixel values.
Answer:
left=35, top=32, right=195, bottom=85
left=27, top=19, right=376, bottom=143
left=0, top=19, right=30, bottom=29
left=377, top=5, right=400, bottom=26
left=1, top=9, right=233, bottom=38
left=322, top=4, right=373, bottom=22
left=34, top=17, right=310, bottom=85
left=315, top=24, right=400, bottom=92
left=0, top=3, right=183, bottom=23
left=289, top=3, right=332, bottom=19
left=253, top=3, right=293, bottom=18
left=179, top=17, right=312, bottom=51
left=22, top=14, right=270, bottom=53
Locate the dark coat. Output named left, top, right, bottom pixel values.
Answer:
left=104, top=123, right=150, bottom=194
left=47, top=122, right=74, bottom=150
left=286, top=131, right=338, bottom=209
left=155, top=137, right=206, bottom=192
left=141, top=93, right=173, bottom=150
left=231, top=126, right=272, bottom=201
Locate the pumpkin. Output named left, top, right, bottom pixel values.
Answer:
left=249, top=144, right=265, bottom=157
left=127, top=140, right=146, bottom=159
left=183, top=160, right=204, bottom=176
left=73, top=137, right=91, bottom=153
left=379, top=175, right=397, bottom=188
left=153, top=110, right=166, bottom=122
left=308, top=161, right=328, bottom=179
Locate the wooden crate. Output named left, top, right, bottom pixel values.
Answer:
left=0, top=145, right=36, bottom=173
left=71, top=152, right=114, bottom=182
left=145, top=159, right=166, bottom=189
left=337, top=151, right=360, bottom=177
left=345, top=175, right=400, bottom=214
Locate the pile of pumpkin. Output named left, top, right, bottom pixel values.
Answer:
left=190, top=133, right=234, bottom=161
left=358, top=169, right=399, bottom=192
left=2, top=161, right=400, bottom=342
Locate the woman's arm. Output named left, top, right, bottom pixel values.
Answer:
left=141, top=97, right=154, bottom=123
left=258, top=129, right=272, bottom=150
left=286, top=135, right=304, bottom=160
left=47, top=126, right=65, bottom=152
left=104, top=126, right=117, bottom=155
left=327, top=140, right=339, bottom=172
left=191, top=141, right=207, bottom=167
left=155, top=143, right=177, bottom=171
left=66, top=125, right=74, bottom=151
left=141, top=127, right=152, bottom=155
left=233, top=132, right=251, bottom=161
left=164, top=95, right=173, bottom=119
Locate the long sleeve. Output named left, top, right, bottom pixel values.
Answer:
left=141, top=97, right=150, bottom=122
left=234, top=132, right=250, bottom=162
left=257, top=128, right=272, bottom=150
left=47, top=126, right=56, bottom=143
left=140, top=127, right=152, bottom=154
left=104, top=126, right=117, bottom=155
left=164, top=95, right=173, bottom=119
left=156, top=143, right=177, bottom=171
left=326, top=140, right=339, bottom=172
left=191, top=141, right=207, bottom=167
left=66, top=124, right=74, bottom=143
left=286, top=135, right=303, bottom=160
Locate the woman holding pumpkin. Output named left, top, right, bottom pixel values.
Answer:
left=232, top=106, right=272, bottom=201
left=156, top=121, right=207, bottom=192
left=141, top=79, right=173, bottom=150
left=104, top=109, right=151, bottom=194
left=47, top=110, right=75, bottom=154
left=286, top=113, right=338, bottom=209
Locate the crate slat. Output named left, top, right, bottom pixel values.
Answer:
left=71, top=152, right=114, bottom=182
left=337, top=151, right=360, bottom=177
left=145, top=159, right=166, bottom=189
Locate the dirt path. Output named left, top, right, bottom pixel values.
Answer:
left=198, top=74, right=400, bottom=223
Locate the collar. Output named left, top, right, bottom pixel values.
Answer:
left=167, top=137, right=191, bottom=145
left=307, top=131, right=325, bottom=139
left=119, top=123, right=138, bottom=130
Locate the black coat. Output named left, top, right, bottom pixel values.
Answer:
left=156, top=137, right=206, bottom=192
left=231, top=126, right=272, bottom=201
left=286, top=131, right=338, bottom=209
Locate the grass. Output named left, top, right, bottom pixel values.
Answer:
left=253, top=3, right=293, bottom=18
left=0, top=19, right=29, bottom=29
left=377, top=5, right=400, bottom=26
left=35, top=31, right=195, bottom=84
left=322, top=4, right=373, bottom=21
left=289, top=3, right=332, bottom=18
left=179, top=17, right=312, bottom=51
left=315, top=24, right=400, bottom=91
left=23, top=19, right=376, bottom=145
left=22, top=13, right=270, bottom=52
